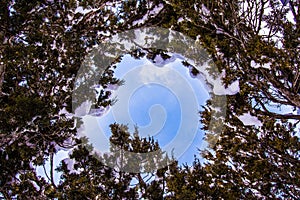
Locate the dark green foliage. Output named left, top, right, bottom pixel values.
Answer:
left=1, top=0, right=299, bottom=199
left=54, top=123, right=174, bottom=199
left=161, top=0, right=300, bottom=199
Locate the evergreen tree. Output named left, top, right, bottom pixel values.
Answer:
left=161, top=0, right=300, bottom=199
left=1, top=0, right=299, bottom=199
left=0, top=0, right=165, bottom=198
left=54, top=123, right=173, bottom=199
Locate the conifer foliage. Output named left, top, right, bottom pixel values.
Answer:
left=1, top=0, right=299, bottom=199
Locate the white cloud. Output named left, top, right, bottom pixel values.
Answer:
left=138, top=63, right=176, bottom=85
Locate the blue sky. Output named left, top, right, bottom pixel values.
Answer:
left=37, top=54, right=210, bottom=183
left=85, top=54, right=210, bottom=165
left=43, top=53, right=299, bottom=183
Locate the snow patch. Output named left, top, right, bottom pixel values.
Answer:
left=74, top=6, right=95, bottom=15
left=223, top=80, right=240, bottom=95
left=238, top=112, right=262, bottom=126
left=286, top=10, right=296, bottom=24
left=262, top=62, right=271, bottom=69
left=178, top=17, right=184, bottom=23
left=250, top=60, right=271, bottom=69
left=149, top=3, right=163, bottom=16
left=250, top=60, right=260, bottom=69
left=187, top=63, right=240, bottom=95
left=59, top=107, right=73, bottom=118
left=74, top=100, right=93, bottom=117
left=132, top=4, right=164, bottom=26
left=201, top=4, right=210, bottom=16
left=213, top=79, right=240, bottom=95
